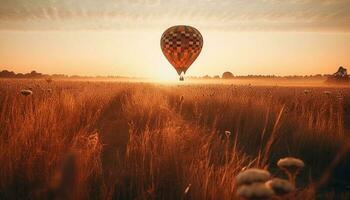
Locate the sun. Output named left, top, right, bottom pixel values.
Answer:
left=152, top=65, right=179, bottom=82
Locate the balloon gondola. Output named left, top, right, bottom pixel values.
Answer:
left=160, top=25, right=203, bottom=81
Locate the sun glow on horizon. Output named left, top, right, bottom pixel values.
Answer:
left=0, top=30, right=350, bottom=78
left=0, top=0, right=350, bottom=77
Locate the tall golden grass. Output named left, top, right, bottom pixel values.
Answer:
left=0, top=79, right=349, bottom=199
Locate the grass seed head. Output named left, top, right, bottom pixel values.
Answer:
left=184, top=183, right=191, bottom=194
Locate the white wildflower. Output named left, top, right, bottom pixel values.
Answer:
left=303, top=89, right=311, bottom=94
left=224, top=131, right=231, bottom=138
left=20, top=89, right=33, bottom=96
left=237, top=183, right=274, bottom=200
left=266, top=178, right=294, bottom=196
left=277, top=157, right=304, bottom=187
left=277, top=157, right=304, bottom=170
left=323, top=91, right=331, bottom=95
left=236, top=168, right=271, bottom=187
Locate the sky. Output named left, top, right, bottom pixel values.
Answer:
left=0, top=0, right=350, bottom=79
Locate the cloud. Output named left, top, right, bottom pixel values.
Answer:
left=0, top=0, right=349, bottom=31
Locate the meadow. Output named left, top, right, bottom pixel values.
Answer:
left=0, top=79, right=349, bottom=200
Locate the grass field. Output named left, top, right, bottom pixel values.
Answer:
left=0, top=79, right=349, bottom=200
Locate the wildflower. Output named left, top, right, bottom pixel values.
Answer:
left=236, top=168, right=271, bottom=187
left=225, top=131, right=231, bottom=138
left=237, top=183, right=274, bottom=200
left=266, top=178, right=294, bottom=196
left=303, top=89, right=311, bottom=94
left=277, top=157, right=304, bottom=186
left=277, top=157, right=304, bottom=172
left=46, top=78, right=53, bottom=83
left=20, top=89, right=33, bottom=96
left=323, top=91, right=331, bottom=95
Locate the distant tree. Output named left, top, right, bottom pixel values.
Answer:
left=0, top=70, right=16, bottom=77
left=222, top=71, right=234, bottom=79
left=17, top=73, right=25, bottom=78
left=52, top=74, right=68, bottom=78
left=213, top=75, right=220, bottom=79
left=27, top=70, right=42, bottom=78
left=333, top=66, right=348, bottom=78
left=203, top=75, right=211, bottom=79
left=326, top=66, right=349, bottom=83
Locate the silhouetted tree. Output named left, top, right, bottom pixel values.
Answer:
left=326, top=66, right=349, bottom=83
left=222, top=71, right=234, bottom=79
left=0, top=70, right=16, bottom=77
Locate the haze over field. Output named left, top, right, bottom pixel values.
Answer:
left=1, top=0, right=350, bottom=80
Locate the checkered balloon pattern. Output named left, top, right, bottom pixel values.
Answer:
left=161, top=25, right=203, bottom=75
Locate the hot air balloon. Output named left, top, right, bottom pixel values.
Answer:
left=160, top=25, right=203, bottom=81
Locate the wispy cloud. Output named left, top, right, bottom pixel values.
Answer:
left=0, top=0, right=349, bottom=31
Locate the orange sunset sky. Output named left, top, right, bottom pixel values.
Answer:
left=0, top=0, right=350, bottom=80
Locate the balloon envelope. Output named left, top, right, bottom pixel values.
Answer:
left=160, top=25, right=203, bottom=76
